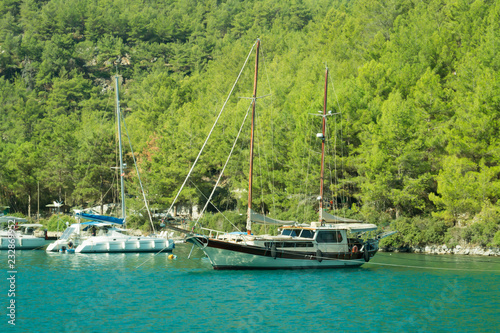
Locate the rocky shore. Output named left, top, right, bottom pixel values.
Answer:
left=381, top=244, right=500, bottom=256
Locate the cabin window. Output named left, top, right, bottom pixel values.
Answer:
left=282, top=229, right=300, bottom=237
left=299, top=230, right=315, bottom=238
left=316, top=231, right=343, bottom=243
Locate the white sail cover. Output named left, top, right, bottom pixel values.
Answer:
left=250, top=209, right=294, bottom=225
left=330, top=223, right=378, bottom=232
left=320, top=210, right=363, bottom=223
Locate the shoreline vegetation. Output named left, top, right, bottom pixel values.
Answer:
left=381, top=245, right=500, bottom=257
left=1, top=1, right=500, bottom=250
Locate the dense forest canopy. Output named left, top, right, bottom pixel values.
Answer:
left=1, top=0, right=499, bottom=247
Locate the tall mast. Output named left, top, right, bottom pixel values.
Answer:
left=319, top=67, right=328, bottom=223
left=247, top=39, right=260, bottom=235
left=115, top=75, right=126, bottom=221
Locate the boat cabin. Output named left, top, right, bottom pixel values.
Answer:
left=272, top=222, right=377, bottom=253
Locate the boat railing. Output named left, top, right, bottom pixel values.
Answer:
left=199, top=227, right=230, bottom=239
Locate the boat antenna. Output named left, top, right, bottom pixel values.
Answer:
left=114, top=74, right=126, bottom=222
left=247, top=38, right=260, bottom=235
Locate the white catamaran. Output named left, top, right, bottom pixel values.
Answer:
left=46, top=75, right=175, bottom=253
left=180, top=40, right=395, bottom=269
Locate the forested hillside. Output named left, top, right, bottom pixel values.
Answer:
left=1, top=0, right=500, bottom=247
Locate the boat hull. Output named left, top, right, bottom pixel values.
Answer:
left=0, top=236, right=46, bottom=250
left=75, top=237, right=175, bottom=253
left=46, top=237, right=175, bottom=253
left=187, top=236, right=376, bottom=270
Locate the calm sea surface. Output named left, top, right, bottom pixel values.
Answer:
left=2, top=242, right=499, bottom=332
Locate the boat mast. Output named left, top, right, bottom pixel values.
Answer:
left=247, top=39, right=260, bottom=235
left=115, top=75, right=126, bottom=222
left=319, top=67, right=328, bottom=223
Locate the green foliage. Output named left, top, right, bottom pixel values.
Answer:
left=196, top=211, right=247, bottom=233
left=380, top=216, right=449, bottom=248
left=493, top=230, right=500, bottom=247
left=41, top=214, right=77, bottom=232
left=1, top=0, right=500, bottom=247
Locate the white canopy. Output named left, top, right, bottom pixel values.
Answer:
left=320, top=211, right=363, bottom=223
left=19, top=224, right=44, bottom=228
left=0, top=216, right=28, bottom=223
left=250, top=209, right=295, bottom=225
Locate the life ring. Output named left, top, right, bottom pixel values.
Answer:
left=352, top=245, right=358, bottom=253
left=316, top=250, right=323, bottom=263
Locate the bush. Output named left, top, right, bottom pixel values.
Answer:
left=197, top=210, right=247, bottom=233
left=41, top=214, right=77, bottom=231
left=379, top=215, right=448, bottom=248
left=493, top=230, right=500, bottom=247
left=443, top=218, right=499, bottom=247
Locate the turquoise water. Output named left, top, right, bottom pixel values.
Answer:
left=2, top=243, right=499, bottom=332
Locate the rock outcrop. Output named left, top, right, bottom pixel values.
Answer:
left=381, top=244, right=500, bottom=256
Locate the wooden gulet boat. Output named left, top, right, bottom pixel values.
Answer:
left=184, top=40, right=395, bottom=269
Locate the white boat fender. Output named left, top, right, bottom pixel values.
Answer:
left=316, top=250, right=323, bottom=263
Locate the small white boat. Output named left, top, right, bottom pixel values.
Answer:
left=0, top=216, right=46, bottom=250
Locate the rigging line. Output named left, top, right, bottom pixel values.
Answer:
left=362, top=261, right=500, bottom=272
left=192, top=102, right=252, bottom=230
left=299, top=115, right=314, bottom=221
left=254, top=97, right=266, bottom=217
left=376, top=252, right=500, bottom=264
left=324, top=118, right=334, bottom=210
left=267, top=248, right=500, bottom=272
left=334, top=115, right=339, bottom=211
left=329, top=72, right=347, bottom=217
left=100, top=175, right=116, bottom=204
left=121, top=114, right=156, bottom=234
left=166, top=40, right=257, bottom=216
left=189, top=180, right=241, bottom=232
left=260, top=40, right=277, bottom=214
left=332, top=115, right=338, bottom=209
left=325, top=114, right=339, bottom=211
left=135, top=245, right=172, bottom=269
